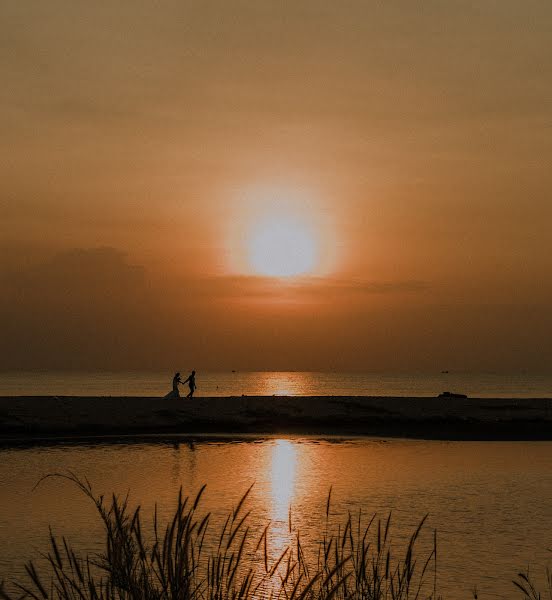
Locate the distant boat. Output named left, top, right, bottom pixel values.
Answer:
left=438, top=391, right=467, bottom=399
left=441, top=370, right=449, bottom=374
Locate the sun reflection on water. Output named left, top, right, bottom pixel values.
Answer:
left=261, top=373, right=303, bottom=396
left=270, top=439, right=297, bottom=558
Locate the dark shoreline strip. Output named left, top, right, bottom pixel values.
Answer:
left=0, top=395, right=550, bottom=447
left=1, top=420, right=552, bottom=448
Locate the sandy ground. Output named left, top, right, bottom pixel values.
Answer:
left=0, top=395, right=551, bottom=444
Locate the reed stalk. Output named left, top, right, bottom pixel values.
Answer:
left=0, top=473, right=549, bottom=600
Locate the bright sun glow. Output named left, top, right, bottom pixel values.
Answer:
left=248, top=216, right=317, bottom=277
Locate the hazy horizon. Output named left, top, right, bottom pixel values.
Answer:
left=2, top=1, right=551, bottom=372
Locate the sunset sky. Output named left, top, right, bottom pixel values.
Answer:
left=2, top=1, right=551, bottom=371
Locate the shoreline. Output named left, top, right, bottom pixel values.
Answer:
left=0, top=395, right=551, bottom=446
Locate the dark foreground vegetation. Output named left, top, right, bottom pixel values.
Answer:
left=0, top=474, right=549, bottom=600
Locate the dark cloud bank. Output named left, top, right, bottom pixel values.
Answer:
left=1, top=247, right=550, bottom=372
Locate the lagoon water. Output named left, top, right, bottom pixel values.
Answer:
left=1, top=437, right=551, bottom=599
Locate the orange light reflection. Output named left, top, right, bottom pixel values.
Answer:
left=261, top=373, right=298, bottom=396
left=269, top=439, right=297, bottom=558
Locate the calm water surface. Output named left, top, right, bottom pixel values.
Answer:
left=0, top=438, right=551, bottom=599
left=1, top=371, right=552, bottom=397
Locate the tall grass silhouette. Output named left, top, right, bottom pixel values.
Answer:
left=0, top=473, right=549, bottom=600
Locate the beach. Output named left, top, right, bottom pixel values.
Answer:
left=0, top=395, right=551, bottom=444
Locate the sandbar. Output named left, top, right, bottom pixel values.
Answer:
left=0, top=395, right=551, bottom=445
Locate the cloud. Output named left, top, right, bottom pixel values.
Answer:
left=187, top=275, right=430, bottom=302
left=1, top=247, right=550, bottom=372
left=303, top=278, right=430, bottom=295
left=0, top=248, right=156, bottom=369
left=1, top=247, right=146, bottom=303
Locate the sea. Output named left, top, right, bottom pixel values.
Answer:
left=1, top=370, right=551, bottom=397
left=1, top=372, right=551, bottom=599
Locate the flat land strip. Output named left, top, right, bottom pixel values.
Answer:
left=0, top=395, right=551, bottom=444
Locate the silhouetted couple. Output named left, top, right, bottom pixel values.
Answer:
left=165, top=370, right=196, bottom=399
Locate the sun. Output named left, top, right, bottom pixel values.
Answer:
left=248, top=215, right=318, bottom=277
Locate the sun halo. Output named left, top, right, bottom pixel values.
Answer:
left=248, top=215, right=318, bottom=278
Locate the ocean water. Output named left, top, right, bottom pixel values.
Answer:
left=1, top=370, right=551, bottom=397
left=0, top=438, right=551, bottom=600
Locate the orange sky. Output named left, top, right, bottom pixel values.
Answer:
left=1, top=1, right=551, bottom=371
